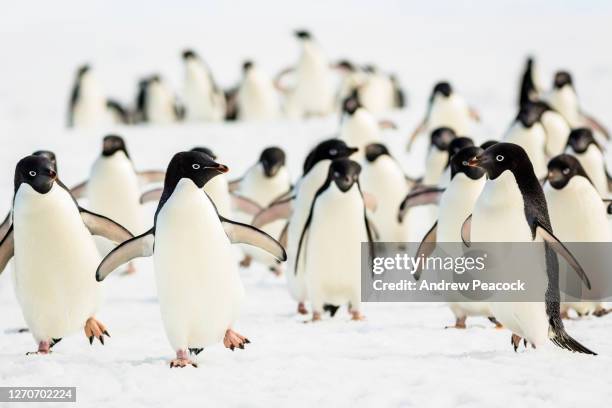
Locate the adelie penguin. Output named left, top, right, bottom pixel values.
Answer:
left=463, top=142, right=596, bottom=354
left=96, top=151, right=286, bottom=367
left=423, top=127, right=457, bottom=186
left=71, top=135, right=165, bottom=273
left=518, top=56, right=544, bottom=108
left=252, top=139, right=359, bottom=315
left=544, top=154, right=611, bottom=318
left=565, top=127, right=611, bottom=197
left=295, top=158, right=374, bottom=321
left=68, top=64, right=128, bottom=128
left=234, top=61, right=280, bottom=121
left=0, top=155, right=134, bottom=354
left=182, top=49, right=226, bottom=122
left=339, top=96, right=382, bottom=160
left=133, top=75, right=183, bottom=124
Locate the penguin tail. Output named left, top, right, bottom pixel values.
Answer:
left=549, top=326, right=597, bottom=355
left=323, top=304, right=341, bottom=317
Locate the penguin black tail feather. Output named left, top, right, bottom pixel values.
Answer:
left=549, top=327, right=597, bottom=355
left=323, top=304, right=341, bottom=317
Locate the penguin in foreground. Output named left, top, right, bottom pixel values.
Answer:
left=544, top=154, right=611, bottom=317
left=463, top=143, right=596, bottom=354
left=68, top=64, right=128, bottom=127
left=182, top=50, right=226, bottom=122
left=96, top=151, right=286, bottom=367
left=0, top=155, right=134, bottom=354
left=296, top=158, right=374, bottom=321
left=565, top=128, right=611, bottom=197
left=235, top=61, right=280, bottom=121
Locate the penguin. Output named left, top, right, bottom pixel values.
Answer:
left=230, top=147, right=291, bottom=273
left=463, top=142, right=595, bottom=354
left=565, top=127, right=611, bottom=197
left=70, top=135, right=165, bottom=272
left=518, top=57, right=544, bottom=108
left=277, top=30, right=334, bottom=118
left=68, top=64, right=128, bottom=127
left=404, top=146, right=499, bottom=329
left=545, top=71, right=609, bottom=139
left=296, top=158, right=374, bottom=321
left=134, top=75, right=182, bottom=124
left=235, top=61, right=280, bottom=121
left=528, top=101, right=571, bottom=158
left=423, top=127, right=457, bottom=186
left=0, top=155, right=134, bottom=354
left=360, top=143, right=411, bottom=241
left=95, top=151, right=286, bottom=367
left=439, top=136, right=475, bottom=188
left=544, top=154, right=611, bottom=317
left=182, top=50, right=226, bottom=122
left=339, top=96, right=382, bottom=159
left=252, top=139, right=359, bottom=315
left=502, top=103, right=548, bottom=180
left=356, top=65, right=403, bottom=114
left=407, top=82, right=478, bottom=150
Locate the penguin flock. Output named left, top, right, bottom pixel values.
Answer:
left=2, top=32, right=611, bottom=366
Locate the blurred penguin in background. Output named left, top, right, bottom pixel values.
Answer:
left=235, top=61, right=280, bottom=121
left=518, top=56, right=545, bottom=108
left=565, top=127, right=611, bottom=197
left=182, top=49, right=226, bottom=122
left=133, top=75, right=182, bottom=124
left=339, top=95, right=382, bottom=160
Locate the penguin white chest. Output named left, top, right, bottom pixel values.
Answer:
left=154, top=179, right=244, bottom=349
left=437, top=174, right=485, bottom=242
left=423, top=149, right=448, bottom=185
left=428, top=95, right=470, bottom=135
left=570, top=146, right=608, bottom=197
left=503, top=123, right=547, bottom=178
left=12, top=184, right=101, bottom=341
left=203, top=175, right=232, bottom=218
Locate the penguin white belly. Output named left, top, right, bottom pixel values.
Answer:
left=503, top=123, right=547, bottom=179
left=339, top=111, right=382, bottom=159
left=423, top=149, right=448, bottom=186
left=570, top=146, right=608, bottom=197
left=238, top=74, right=279, bottom=121
left=289, top=45, right=333, bottom=116
left=203, top=175, right=232, bottom=218
left=184, top=67, right=225, bottom=122
left=490, top=302, right=549, bottom=345
left=87, top=154, right=145, bottom=235
left=547, top=88, right=582, bottom=127
left=13, top=184, right=101, bottom=341
left=541, top=111, right=570, bottom=157
left=154, top=179, right=244, bottom=350
left=305, top=187, right=366, bottom=310
left=360, top=75, right=395, bottom=114
left=147, top=85, right=176, bottom=124
left=73, top=97, right=107, bottom=127
left=428, top=96, right=470, bottom=135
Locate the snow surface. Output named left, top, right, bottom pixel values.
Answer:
left=1, top=1, right=612, bottom=407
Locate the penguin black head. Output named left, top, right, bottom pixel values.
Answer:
left=467, top=142, right=533, bottom=181
left=364, top=143, right=390, bottom=163
left=431, top=81, right=453, bottom=100
left=327, top=158, right=361, bottom=192
left=15, top=155, right=57, bottom=194
left=32, top=150, right=57, bottom=172
left=566, top=127, right=600, bottom=154
left=363, top=64, right=376, bottom=73
left=259, top=147, right=286, bottom=178
left=166, top=151, right=229, bottom=189
left=342, top=94, right=362, bottom=116
left=448, top=137, right=474, bottom=159
left=516, top=103, right=542, bottom=128
left=480, top=140, right=499, bottom=150
left=77, top=64, right=90, bottom=78
left=554, top=71, right=573, bottom=89
left=303, top=139, right=359, bottom=175
left=190, top=146, right=217, bottom=160
left=335, top=60, right=355, bottom=72
left=149, top=75, right=161, bottom=84
left=430, top=127, right=457, bottom=151
left=102, top=135, right=129, bottom=158
left=243, top=60, right=254, bottom=73
left=182, top=49, right=198, bottom=60
left=546, top=154, right=591, bottom=189
left=451, top=146, right=485, bottom=180
left=294, top=30, right=312, bottom=40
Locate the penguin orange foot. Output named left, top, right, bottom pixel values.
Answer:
left=223, top=329, right=250, bottom=351
left=593, top=308, right=611, bottom=317
left=297, top=302, right=308, bottom=315
left=84, top=317, right=110, bottom=345
left=488, top=316, right=503, bottom=329
left=26, top=340, right=52, bottom=355
left=350, top=310, right=365, bottom=321
left=511, top=334, right=526, bottom=352
left=445, top=317, right=467, bottom=329
left=239, top=255, right=252, bottom=268
left=170, top=350, right=198, bottom=368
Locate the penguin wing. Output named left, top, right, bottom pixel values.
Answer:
left=0, top=225, right=14, bottom=275
left=0, top=211, right=11, bottom=241
left=137, top=170, right=166, bottom=184
left=252, top=199, right=293, bottom=228
left=278, top=222, right=289, bottom=248
left=227, top=178, right=243, bottom=193
left=461, top=215, right=472, bottom=247
left=582, top=112, right=610, bottom=140
left=80, top=208, right=134, bottom=244
left=140, top=187, right=163, bottom=204
left=70, top=180, right=88, bottom=199
left=231, top=194, right=263, bottom=216
left=398, top=187, right=445, bottom=222
left=220, top=217, right=287, bottom=262
left=96, top=229, right=155, bottom=281
left=413, top=222, right=438, bottom=281
left=535, top=222, right=591, bottom=290
left=378, top=119, right=398, bottom=130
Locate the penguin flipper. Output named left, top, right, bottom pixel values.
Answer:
left=227, top=178, right=243, bottom=193
left=414, top=221, right=438, bottom=281
left=535, top=223, right=591, bottom=290
left=70, top=180, right=88, bottom=199
left=252, top=199, right=293, bottom=228
left=0, top=211, right=11, bottom=241
left=80, top=208, right=134, bottom=244
left=137, top=170, right=166, bottom=184
left=461, top=215, right=472, bottom=248
left=0, top=226, right=14, bottom=275
left=398, top=187, right=445, bottom=222
left=221, top=217, right=287, bottom=262
left=582, top=112, right=610, bottom=140
left=231, top=194, right=263, bottom=216
left=140, top=188, right=163, bottom=204
left=96, top=229, right=155, bottom=281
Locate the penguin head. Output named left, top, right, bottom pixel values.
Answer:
left=430, top=127, right=457, bottom=151
left=303, top=139, right=359, bottom=175
left=259, top=147, right=286, bottom=178
left=294, top=30, right=312, bottom=41
left=242, top=60, right=254, bottom=73
left=516, top=103, right=542, bottom=128
left=566, top=127, right=600, bottom=154
left=365, top=143, right=390, bottom=163
left=167, top=151, right=229, bottom=189
left=546, top=154, right=591, bottom=189
left=32, top=150, right=58, bottom=172
left=430, top=81, right=453, bottom=101
left=480, top=140, right=498, bottom=150
left=328, top=158, right=361, bottom=192
left=342, top=93, right=362, bottom=116
left=190, top=147, right=217, bottom=160
left=335, top=60, right=356, bottom=72
left=363, top=64, right=376, bottom=74
left=451, top=146, right=486, bottom=180
left=182, top=49, right=198, bottom=61
left=15, top=155, right=57, bottom=195
left=77, top=64, right=91, bottom=79
left=467, top=142, right=533, bottom=181
left=448, top=137, right=474, bottom=159
left=553, top=71, right=573, bottom=89
left=102, top=135, right=129, bottom=158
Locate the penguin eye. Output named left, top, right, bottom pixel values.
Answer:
left=329, top=149, right=338, bottom=156
left=462, top=161, right=469, bottom=166
left=29, top=171, right=37, bottom=177
left=496, top=155, right=504, bottom=162
left=333, top=171, right=341, bottom=178
left=192, top=164, right=201, bottom=170
left=562, top=168, right=570, bottom=175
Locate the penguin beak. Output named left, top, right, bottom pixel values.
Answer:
left=547, top=170, right=564, bottom=184
left=467, top=156, right=482, bottom=167
left=49, top=169, right=57, bottom=180
left=213, top=164, right=229, bottom=174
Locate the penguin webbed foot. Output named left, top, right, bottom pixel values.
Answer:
left=297, top=302, right=308, bottom=315
left=223, top=329, right=250, bottom=351
left=170, top=350, right=198, bottom=368
left=27, top=340, right=52, bottom=355
left=593, top=308, right=611, bottom=318
left=350, top=310, right=365, bottom=321
left=239, top=255, right=252, bottom=268
left=488, top=316, right=503, bottom=329
left=84, top=317, right=110, bottom=346
left=445, top=317, right=467, bottom=329
left=511, top=334, right=523, bottom=352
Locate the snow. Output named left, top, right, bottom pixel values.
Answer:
left=1, top=1, right=612, bottom=406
